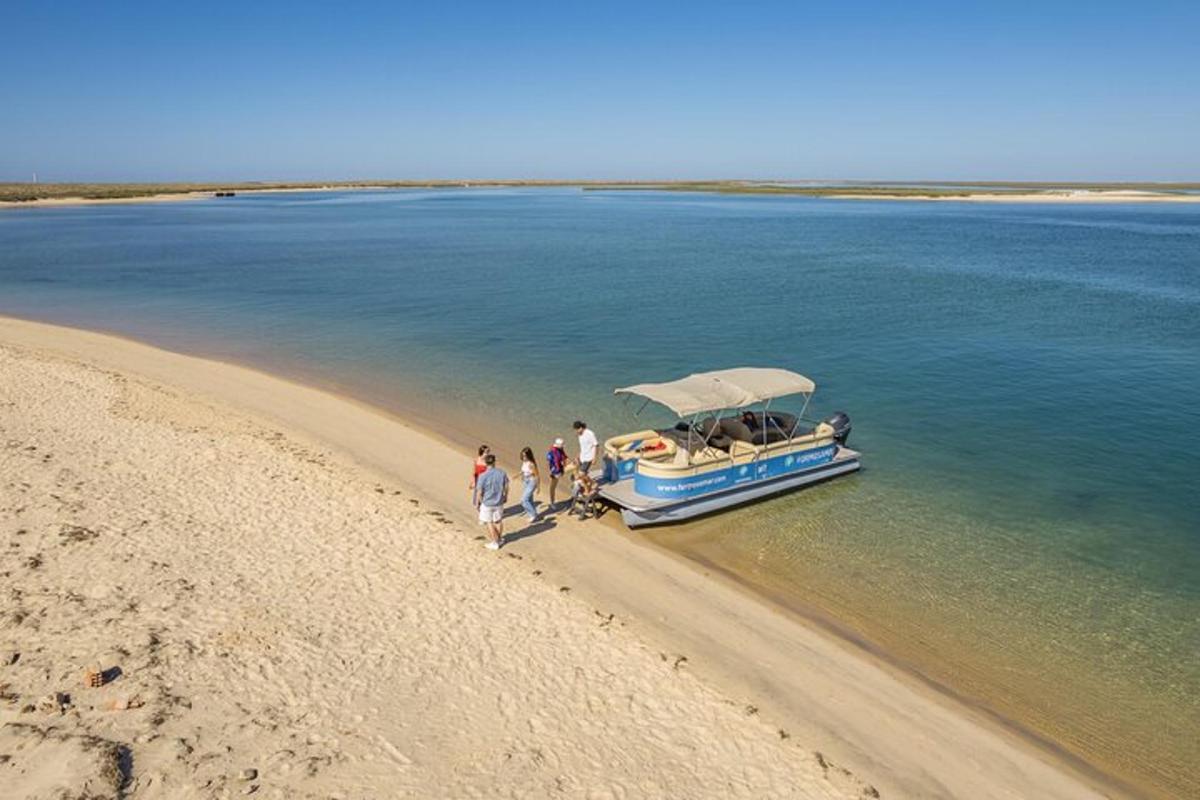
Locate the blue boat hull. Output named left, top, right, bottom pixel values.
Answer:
left=632, top=444, right=837, bottom=499
left=615, top=450, right=861, bottom=527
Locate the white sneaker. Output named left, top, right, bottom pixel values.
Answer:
left=485, top=541, right=501, bottom=551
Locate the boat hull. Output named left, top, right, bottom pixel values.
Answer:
left=602, top=447, right=861, bottom=528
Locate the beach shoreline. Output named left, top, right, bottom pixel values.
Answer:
left=0, top=313, right=1132, bottom=799
left=0, top=185, right=398, bottom=209
left=3, top=183, right=1199, bottom=209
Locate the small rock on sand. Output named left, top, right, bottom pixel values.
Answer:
left=102, top=694, right=143, bottom=711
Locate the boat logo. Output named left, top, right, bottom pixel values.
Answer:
left=738, top=466, right=749, bottom=476
left=784, top=456, right=794, bottom=466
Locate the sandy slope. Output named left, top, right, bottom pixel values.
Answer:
left=0, top=341, right=873, bottom=798
left=0, top=317, right=1118, bottom=800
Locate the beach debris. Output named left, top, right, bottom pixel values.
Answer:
left=778, top=729, right=791, bottom=740
left=244, top=785, right=259, bottom=795
left=595, top=611, right=614, bottom=628
left=744, top=704, right=758, bottom=716
left=814, top=750, right=828, bottom=770
left=38, top=692, right=71, bottom=712
left=672, top=655, right=687, bottom=670
left=531, top=569, right=542, bottom=576
left=862, top=786, right=881, bottom=798
left=0, top=650, right=18, bottom=666
left=84, top=666, right=106, bottom=688
left=102, top=694, right=143, bottom=711
left=0, top=682, right=18, bottom=703
left=506, top=552, right=522, bottom=560
left=59, top=523, right=100, bottom=544
left=19, top=703, right=35, bottom=714
left=239, top=767, right=259, bottom=781
left=558, top=586, right=571, bottom=593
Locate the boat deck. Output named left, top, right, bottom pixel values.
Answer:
left=598, top=445, right=861, bottom=513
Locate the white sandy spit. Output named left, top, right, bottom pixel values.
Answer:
left=0, top=342, right=875, bottom=799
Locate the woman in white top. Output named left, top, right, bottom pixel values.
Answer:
left=519, top=446, right=542, bottom=522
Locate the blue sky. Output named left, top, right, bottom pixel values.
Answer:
left=2, top=1, right=1197, bottom=181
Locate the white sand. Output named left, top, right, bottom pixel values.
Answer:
left=0, top=193, right=211, bottom=209
left=0, top=317, right=1118, bottom=799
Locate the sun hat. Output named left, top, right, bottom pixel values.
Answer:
left=554, top=437, right=564, bottom=446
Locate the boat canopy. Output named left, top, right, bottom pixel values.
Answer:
left=614, top=367, right=816, bottom=417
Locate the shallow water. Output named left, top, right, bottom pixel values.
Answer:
left=2, top=189, right=1197, bottom=796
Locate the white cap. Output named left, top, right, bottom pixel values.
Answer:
left=554, top=437, right=564, bottom=446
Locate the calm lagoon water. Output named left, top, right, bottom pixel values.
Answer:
left=2, top=189, right=1197, bottom=796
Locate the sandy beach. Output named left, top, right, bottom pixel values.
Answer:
left=0, top=316, right=1120, bottom=799
left=0, top=193, right=213, bottom=209
left=4, top=185, right=1199, bottom=210
left=0, top=187, right=389, bottom=209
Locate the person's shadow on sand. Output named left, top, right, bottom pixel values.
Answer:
left=501, top=506, right=559, bottom=544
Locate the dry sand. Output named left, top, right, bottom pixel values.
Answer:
left=0, top=317, right=1118, bottom=799
left=0, top=193, right=212, bottom=209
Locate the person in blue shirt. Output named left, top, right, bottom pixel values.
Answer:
left=473, top=453, right=510, bottom=550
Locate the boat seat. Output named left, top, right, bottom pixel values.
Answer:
left=766, top=412, right=800, bottom=436
left=659, top=428, right=709, bottom=453
left=729, top=440, right=759, bottom=458
left=707, top=434, right=733, bottom=451
left=751, top=429, right=789, bottom=445
left=719, top=418, right=754, bottom=442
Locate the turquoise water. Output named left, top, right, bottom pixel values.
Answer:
left=2, top=189, right=1197, bottom=796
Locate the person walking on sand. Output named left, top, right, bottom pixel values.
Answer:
left=546, top=437, right=568, bottom=510
left=469, top=444, right=489, bottom=498
left=518, top=446, right=541, bottom=522
left=573, top=420, right=599, bottom=477
left=473, top=453, right=509, bottom=550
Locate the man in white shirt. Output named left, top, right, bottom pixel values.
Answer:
left=573, top=420, right=599, bottom=477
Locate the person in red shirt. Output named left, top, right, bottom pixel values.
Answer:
left=469, top=444, right=490, bottom=499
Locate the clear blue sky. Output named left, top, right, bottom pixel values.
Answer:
left=3, top=1, right=1197, bottom=181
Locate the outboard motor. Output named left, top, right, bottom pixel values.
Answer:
left=823, top=411, right=852, bottom=445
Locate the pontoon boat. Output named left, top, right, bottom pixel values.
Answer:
left=597, top=367, right=860, bottom=527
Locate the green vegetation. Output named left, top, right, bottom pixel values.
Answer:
left=2, top=179, right=1196, bottom=204
left=582, top=183, right=982, bottom=197
left=582, top=180, right=1200, bottom=197
left=0, top=180, right=634, bottom=203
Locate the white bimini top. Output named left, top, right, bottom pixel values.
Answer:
left=614, top=367, right=815, bottom=417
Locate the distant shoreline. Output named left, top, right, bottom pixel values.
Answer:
left=3, top=179, right=1200, bottom=207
